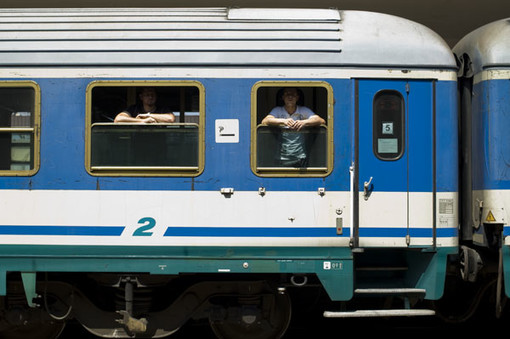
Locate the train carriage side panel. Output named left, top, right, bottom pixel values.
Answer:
left=454, top=18, right=510, bottom=304
left=0, top=8, right=460, bottom=338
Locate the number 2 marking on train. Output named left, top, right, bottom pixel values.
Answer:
left=133, top=217, right=156, bottom=236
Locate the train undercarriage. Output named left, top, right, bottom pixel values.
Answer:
left=0, top=230, right=506, bottom=339
left=1, top=246, right=503, bottom=339
left=0, top=273, right=301, bottom=339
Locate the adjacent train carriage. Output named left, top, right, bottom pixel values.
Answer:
left=0, top=8, right=458, bottom=338
left=454, top=18, right=510, bottom=316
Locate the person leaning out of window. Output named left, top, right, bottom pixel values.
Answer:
left=261, top=87, right=325, bottom=167
left=261, top=87, right=324, bottom=130
left=114, top=87, right=175, bottom=123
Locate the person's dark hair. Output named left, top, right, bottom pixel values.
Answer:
left=276, top=87, right=304, bottom=106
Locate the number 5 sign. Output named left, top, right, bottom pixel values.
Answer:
left=382, top=122, right=393, bottom=135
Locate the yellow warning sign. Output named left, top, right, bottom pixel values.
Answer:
left=486, top=211, right=496, bottom=222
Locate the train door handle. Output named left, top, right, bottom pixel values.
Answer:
left=363, top=177, right=373, bottom=200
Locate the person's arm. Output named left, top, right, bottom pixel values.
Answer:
left=261, top=114, right=280, bottom=125
left=262, top=114, right=325, bottom=131
left=292, top=115, right=325, bottom=130
left=114, top=112, right=151, bottom=123
left=114, top=112, right=175, bottom=123
left=261, top=114, right=295, bottom=128
left=137, top=112, right=175, bottom=123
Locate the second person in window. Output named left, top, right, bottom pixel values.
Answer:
left=114, top=87, right=175, bottom=123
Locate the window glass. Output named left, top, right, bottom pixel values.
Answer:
left=86, top=82, right=204, bottom=176
left=373, top=90, right=405, bottom=160
left=252, top=82, right=333, bottom=176
left=0, top=83, right=39, bottom=175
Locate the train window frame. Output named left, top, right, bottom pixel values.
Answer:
left=85, top=80, right=205, bottom=177
left=251, top=81, right=334, bottom=177
left=0, top=81, right=40, bottom=176
left=372, top=90, right=405, bottom=161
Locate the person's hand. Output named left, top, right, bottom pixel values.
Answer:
left=282, top=118, right=297, bottom=129
left=283, top=118, right=307, bottom=130
left=136, top=114, right=157, bottom=123
left=292, top=119, right=307, bottom=131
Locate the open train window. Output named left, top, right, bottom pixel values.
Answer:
left=251, top=81, right=333, bottom=176
left=373, top=90, right=405, bottom=160
left=85, top=81, right=204, bottom=176
left=0, top=82, right=40, bottom=176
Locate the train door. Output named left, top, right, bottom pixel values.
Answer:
left=355, top=79, right=435, bottom=248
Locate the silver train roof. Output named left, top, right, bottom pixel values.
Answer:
left=453, top=18, right=510, bottom=76
left=0, top=8, right=456, bottom=69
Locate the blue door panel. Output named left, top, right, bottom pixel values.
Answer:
left=358, top=80, right=408, bottom=193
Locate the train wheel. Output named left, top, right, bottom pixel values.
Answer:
left=0, top=321, right=65, bottom=339
left=209, top=291, right=291, bottom=339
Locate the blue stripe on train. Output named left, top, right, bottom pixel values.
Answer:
left=163, top=227, right=457, bottom=238
left=0, top=225, right=124, bottom=236
left=0, top=225, right=457, bottom=238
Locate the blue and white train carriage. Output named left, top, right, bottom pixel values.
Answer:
left=0, top=8, right=458, bottom=338
left=454, top=18, right=510, bottom=316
